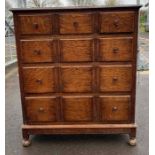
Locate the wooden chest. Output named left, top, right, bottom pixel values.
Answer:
left=11, top=5, right=141, bottom=146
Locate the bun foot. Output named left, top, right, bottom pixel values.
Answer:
left=128, top=138, right=137, bottom=146
left=22, top=139, right=31, bottom=147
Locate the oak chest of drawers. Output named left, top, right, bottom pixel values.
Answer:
left=11, top=5, right=141, bottom=146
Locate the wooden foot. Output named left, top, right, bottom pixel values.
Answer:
left=128, top=128, right=137, bottom=146
left=22, top=129, right=31, bottom=147
left=22, top=139, right=31, bottom=147
left=128, top=138, right=137, bottom=146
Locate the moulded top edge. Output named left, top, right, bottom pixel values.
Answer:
left=10, top=5, right=142, bottom=12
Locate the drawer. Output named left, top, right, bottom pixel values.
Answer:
left=60, top=66, right=93, bottom=92
left=62, top=96, right=93, bottom=122
left=98, top=37, right=133, bottom=61
left=59, top=13, right=93, bottom=34
left=20, top=40, right=54, bottom=63
left=100, top=11, right=135, bottom=33
left=60, top=38, right=93, bottom=62
left=99, top=65, right=132, bottom=92
left=25, top=97, right=57, bottom=123
left=19, top=14, right=52, bottom=34
left=23, top=66, right=56, bottom=93
left=99, top=95, right=131, bottom=122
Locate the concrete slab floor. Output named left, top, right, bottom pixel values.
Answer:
left=5, top=68, right=149, bottom=155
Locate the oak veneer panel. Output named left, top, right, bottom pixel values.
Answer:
left=100, top=95, right=131, bottom=122
left=59, top=13, right=93, bottom=34
left=99, top=37, right=133, bottom=61
left=60, top=38, right=93, bottom=62
left=23, top=66, right=56, bottom=93
left=60, top=66, right=93, bottom=92
left=25, top=97, right=57, bottom=123
left=62, top=96, right=93, bottom=122
left=20, top=40, right=54, bottom=63
left=99, top=65, right=132, bottom=92
left=19, top=14, right=52, bottom=34
left=100, top=11, right=135, bottom=33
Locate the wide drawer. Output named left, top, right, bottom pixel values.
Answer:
left=99, top=95, right=131, bottom=123
left=99, top=65, right=132, bottom=92
left=59, top=13, right=93, bottom=34
left=22, top=66, right=56, bottom=93
left=25, top=96, right=57, bottom=123
left=100, top=11, right=135, bottom=33
left=19, top=14, right=52, bottom=34
left=20, top=40, right=54, bottom=63
left=98, top=37, right=133, bottom=61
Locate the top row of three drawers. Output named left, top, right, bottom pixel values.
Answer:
left=18, top=11, right=135, bottom=35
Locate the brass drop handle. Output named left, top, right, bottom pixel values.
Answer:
left=113, top=48, right=119, bottom=53
left=113, top=19, right=119, bottom=27
left=33, top=23, right=39, bottom=29
left=33, top=50, right=41, bottom=55
left=38, top=107, right=45, bottom=112
left=112, top=77, right=118, bottom=82
left=112, top=106, right=118, bottom=112
left=35, top=79, right=43, bottom=84
left=73, top=21, right=79, bottom=28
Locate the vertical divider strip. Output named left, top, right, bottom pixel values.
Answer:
left=60, top=96, right=64, bottom=122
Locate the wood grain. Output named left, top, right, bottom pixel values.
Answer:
left=25, top=97, right=57, bottom=122
left=100, top=11, right=135, bottom=33
left=60, top=66, right=93, bottom=92
left=99, top=37, right=133, bottom=61
left=60, top=38, right=93, bottom=62
left=19, top=14, right=52, bottom=34
left=62, top=96, right=93, bottom=122
left=99, top=65, right=132, bottom=92
left=20, top=40, right=54, bottom=63
left=99, top=95, right=131, bottom=122
left=59, top=13, right=93, bottom=34
left=23, top=66, right=56, bottom=93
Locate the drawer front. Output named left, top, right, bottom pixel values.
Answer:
left=20, top=40, right=54, bottom=63
left=100, top=12, right=135, bottom=33
left=59, top=13, right=93, bottom=34
left=99, top=37, right=133, bottom=61
left=19, top=14, right=52, bottom=34
left=60, top=39, right=93, bottom=62
left=60, top=66, right=93, bottom=92
left=25, top=97, right=57, bottom=123
left=23, top=66, right=56, bottom=93
left=99, top=65, right=132, bottom=92
left=62, top=96, right=93, bottom=122
left=99, top=95, right=131, bottom=122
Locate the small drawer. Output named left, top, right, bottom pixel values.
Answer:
left=100, top=11, right=135, bottom=33
left=20, top=40, right=54, bottom=63
left=19, top=14, right=52, bottom=34
left=99, top=95, right=131, bottom=122
left=99, top=65, right=132, bottom=92
left=25, top=97, right=57, bottom=123
left=98, top=37, right=133, bottom=61
left=59, top=13, right=93, bottom=34
left=62, top=96, right=93, bottom=122
left=23, top=66, right=56, bottom=93
left=60, top=38, right=93, bottom=62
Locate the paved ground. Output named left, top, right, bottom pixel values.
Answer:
left=137, top=32, right=149, bottom=70
left=5, top=36, right=16, bottom=64
left=5, top=66, right=149, bottom=155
